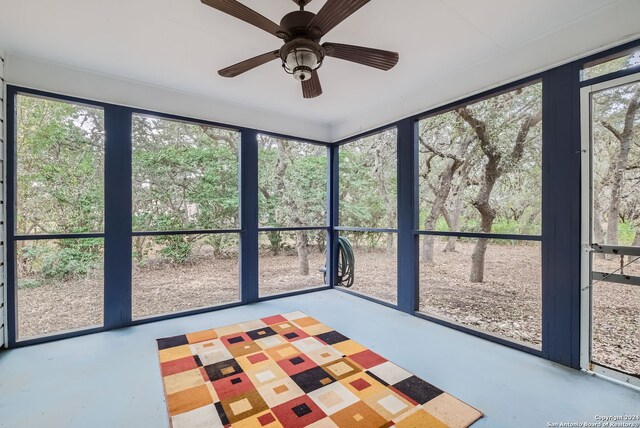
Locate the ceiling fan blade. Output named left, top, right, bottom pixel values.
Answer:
left=323, top=42, right=399, bottom=71
left=202, top=0, right=288, bottom=38
left=306, top=0, right=370, bottom=36
left=219, top=50, right=280, bottom=77
left=302, top=70, right=322, bottom=98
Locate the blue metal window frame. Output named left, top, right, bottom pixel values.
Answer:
left=411, top=78, right=545, bottom=355
left=332, top=76, right=552, bottom=360
left=5, top=86, right=332, bottom=347
left=329, top=38, right=640, bottom=367
left=334, top=127, right=401, bottom=308
left=254, top=134, right=331, bottom=298
left=4, top=38, right=639, bottom=372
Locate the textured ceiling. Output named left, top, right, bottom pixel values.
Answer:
left=1, top=0, right=639, bottom=140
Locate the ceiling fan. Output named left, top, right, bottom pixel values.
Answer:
left=201, top=0, right=399, bottom=98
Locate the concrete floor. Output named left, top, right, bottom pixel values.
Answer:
left=0, top=289, right=638, bottom=428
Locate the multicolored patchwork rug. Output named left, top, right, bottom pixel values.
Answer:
left=157, top=311, right=482, bottom=427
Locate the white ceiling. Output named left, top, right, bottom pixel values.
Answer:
left=1, top=0, right=639, bottom=141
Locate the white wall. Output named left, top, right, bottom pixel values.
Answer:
left=5, top=54, right=332, bottom=143
left=1, top=52, right=6, bottom=348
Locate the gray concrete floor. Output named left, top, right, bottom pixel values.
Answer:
left=0, top=289, right=639, bottom=428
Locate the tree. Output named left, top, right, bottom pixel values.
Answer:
left=131, top=115, right=239, bottom=264
left=16, top=96, right=105, bottom=282
left=257, top=136, right=327, bottom=275
left=595, top=86, right=640, bottom=246
left=339, top=130, right=397, bottom=244
left=419, top=113, right=475, bottom=263
left=456, top=86, right=542, bottom=282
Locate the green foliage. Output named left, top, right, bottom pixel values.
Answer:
left=618, top=222, right=636, bottom=246
left=339, top=130, right=397, bottom=229
left=18, top=239, right=103, bottom=286
left=17, top=278, right=41, bottom=289
left=15, top=76, right=639, bottom=288
left=157, top=236, right=192, bottom=265
left=132, top=116, right=240, bottom=232
left=17, top=95, right=105, bottom=235
left=258, top=137, right=327, bottom=229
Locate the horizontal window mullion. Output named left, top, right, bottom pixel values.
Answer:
left=335, top=227, right=398, bottom=234
left=415, top=230, right=542, bottom=241
left=257, top=226, right=329, bottom=232
left=13, top=233, right=106, bottom=241
left=132, top=229, right=242, bottom=237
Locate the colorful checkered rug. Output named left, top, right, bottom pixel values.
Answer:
left=157, top=311, right=482, bottom=427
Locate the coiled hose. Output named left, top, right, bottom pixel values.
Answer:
left=321, top=236, right=355, bottom=287
left=337, top=236, right=355, bottom=288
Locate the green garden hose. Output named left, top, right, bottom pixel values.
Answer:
left=337, top=236, right=355, bottom=288
left=320, top=236, right=355, bottom=287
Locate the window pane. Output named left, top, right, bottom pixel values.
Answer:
left=339, top=129, right=397, bottom=229
left=17, top=238, right=104, bottom=339
left=338, top=232, right=397, bottom=305
left=132, top=115, right=239, bottom=232
left=418, top=82, right=542, bottom=235
left=258, top=136, right=327, bottom=228
left=259, top=230, right=326, bottom=297
left=132, top=234, right=239, bottom=319
left=419, top=236, right=542, bottom=347
left=581, top=48, right=640, bottom=81
left=16, top=95, right=104, bottom=234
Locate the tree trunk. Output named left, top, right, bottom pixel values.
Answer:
left=316, top=230, right=326, bottom=253
left=443, top=163, right=471, bottom=253
left=470, top=238, right=490, bottom=282
left=421, top=185, right=450, bottom=263
left=442, top=208, right=459, bottom=253
left=606, top=166, right=624, bottom=247
left=273, top=139, right=311, bottom=275
left=419, top=137, right=471, bottom=262
left=372, top=138, right=396, bottom=255
left=421, top=235, right=436, bottom=263
left=385, top=232, right=395, bottom=255
left=469, top=174, right=498, bottom=282
left=296, top=230, right=310, bottom=276
left=601, top=87, right=640, bottom=247
left=593, top=195, right=607, bottom=259
left=457, top=106, right=541, bottom=283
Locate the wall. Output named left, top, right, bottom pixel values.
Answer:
left=1, top=53, right=6, bottom=348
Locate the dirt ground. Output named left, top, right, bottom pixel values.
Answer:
left=16, top=251, right=328, bottom=337
left=16, top=241, right=638, bottom=376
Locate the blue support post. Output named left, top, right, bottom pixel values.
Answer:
left=327, top=145, right=339, bottom=287
left=240, top=129, right=259, bottom=303
left=397, top=118, right=419, bottom=314
left=541, top=63, right=581, bottom=368
left=103, top=105, right=133, bottom=329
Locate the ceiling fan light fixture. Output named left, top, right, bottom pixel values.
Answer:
left=281, top=40, right=324, bottom=81
left=204, top=0, right=399, bottom=98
